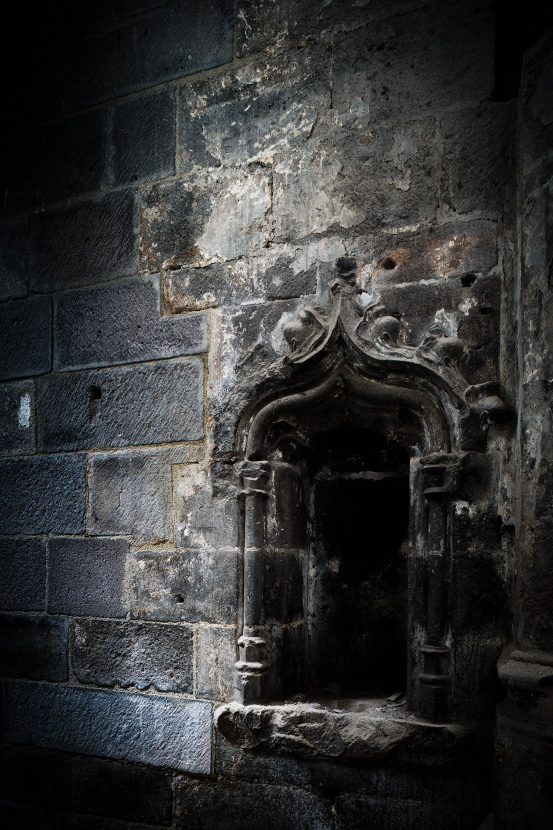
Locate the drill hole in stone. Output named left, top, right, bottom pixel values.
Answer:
left=461, top=273, right=477, bottom=287
left=379, top=257, right=397, bottom=270
left=88, top=385, right=102, bottom=422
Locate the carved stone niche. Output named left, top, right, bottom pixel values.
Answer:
left=216, top=258, right=507, bottom=762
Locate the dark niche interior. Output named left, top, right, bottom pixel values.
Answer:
left=305, top=426, right=410, bottom=697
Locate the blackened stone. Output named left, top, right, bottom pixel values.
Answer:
left=174, top=778, right=332, bottom=830
left=0, top=296, right=51, bottom=381
left=70, top=618, right=193, bottom=692
left=108, top=88, right=176, bottom=186
left=130, top=549, right=238, bottom=624
left=334, top=794, right=460, bottom=830
left=74, top=756, right=172, bottom=825
left=263, top=552, right=304, bottom=624
left=195, top=625, right=236, bottom=700
left=38, top=358, right=204, bottom=452
left=0, top=745, right=72, bottom=810
left=0, top=538, right=46, bottom=611
left=4, top=680, right=212, bottom=773
left=441, top=103, right=515, bottom=216
left=0, top=110, right=104, bottom=216
left=54, top=276, right=207, bottom=371
left=0, top=614, right=67, bottom=681
left=48, top=537, right=128, bottom=618
left=0, top=380, right=35, bottom=455
left=88, top=449, right=174, bottom=544
left=0, top=219, right=27, bottom=299
left=29, top=190, right=137, bottom=293
left=0, top=454, right=85, bottom=534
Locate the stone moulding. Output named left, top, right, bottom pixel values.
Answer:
left=225, top=256, right=507, bottom=743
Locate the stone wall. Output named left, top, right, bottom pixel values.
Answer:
left=0, top=1, right=550, bottom=827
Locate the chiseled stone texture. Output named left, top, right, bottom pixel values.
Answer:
left=0, top=296, right=51, bottom=381
left=174, top=778, right=332, bottom=830
left=73, top=755, right=173, bottom=826
left=108, top=88, right=176, bottom=187
left=48, top=537, right=128, bottom=618
left=70, top=618, right=193, bottom=693
left=29, top=190, right=137, bottom=293
left=0, top=380, right=35, bottom=456
left=195, top=625, right=237, bottom=701
left=0, top=218, right=27, bottom=299
left=0, top=454, right=86, bottom=534
left=4, top=681, right=212, bottom=773
left=54, top=275, right=207, bottom=371
left=130, top=549, right=238, bottom=624
left=0, top=614, right=67, bottom=681
left=38, top=358, right=204, bottom=452
left=0, top=537, right=46, bottom=611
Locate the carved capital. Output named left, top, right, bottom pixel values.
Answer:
left=239, top=460, right=271, bottom=495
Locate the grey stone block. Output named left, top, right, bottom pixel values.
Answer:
left=0, top=296, right=51, bottom=381
left=4, top=680, right=212, bottom=773
left=54, top=276, right=207, bottom=371
left=0, top=537, right=46, bottom=611
left=88, top=449, right=174, bottom=544
left=334, top=794, right=459, bottom=830
left=130, top=549, right=238, bottom=624
left=0, top=744, right=72, bottom=810
left=29, top=190, right=137, bottom=293
left=0, top=380, right=35, bottom=455
left=196, top=625, right=237, bottom=701
left=46, top=0, right=234, bottom=112
left=174, top=778, right=332, bottom=830
left=0, top=219, right=27, bottom=300
left=174, top=463, right=238, bottom=550
left=108, top=88, right=176, bottom=186
left=0, top=614, right=67, bottom=681
left=0, top=454, right=85, bottom=534
left=0, top=110, right=104, bottom=216
left=38, top=358, right=204, bottom=452
left=441, top=103, right=515, bottom=216
left=48, top=537, right=128, bottom=618
left=74, top=755, right=173, bottom=826
left=71, top=618, right=193, bottom=692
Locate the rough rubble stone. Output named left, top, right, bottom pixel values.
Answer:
left=4, top=681, right=212, bottom=773
left=29, top=190, right=137, bottom=293
left=0, top=537, right=46, bottom=612
left=0, top=614, right=67, bottom=681
left=0, top=454, right=86, bottom=534
left=195, top=625, right=237, bottom=701
left=0, top=218, right=27, bottom=299
left=54, top=275, right=207, bottom=371
left=70, top=618, right=193, bottom=692
left=130, top=548, right=238, bottom=624
left=0, top=380, right=35, bottom=455
left=38, top=358, right=204, bottom=452
left=48, top=537, right=128, bottom=618
left=0, top=296, right=51, bottom=381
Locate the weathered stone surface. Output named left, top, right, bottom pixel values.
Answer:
left=0, top=296, right=51, bottom=381
left=0, top=454, right=85, bottom=534
left=215, top=702, right=470, bottom=764
left=108, top=88, right=176, bottom=187
left=0, top=614, right=67, bottom=681
left=38, top=358, right=204, bottom=452
left=0, top=380, right=35, bottom=455
left=0, top=110, right=104, bottom=215
left=54, top=276, right=207, bottom=371
left=4, top=681, right=212, bottom=773
left=0, top=218, right=27, bottom=299
left=441, top=102, right=515, bottom=216
left=88, top=449, right=175, bottom=544
left=139, top=168, right=271, bottom=272
left=0, top=744, right=72, bottom=810
left=196, top=625, right=237, bottom=700
left=333, top=794, right=460, bottom=830
left=48, top=537, right=128, bottom=618
left=0, top=537, right=46, bottom=611
left=130, top=549, right=238, bottom=624
left=174, top=778, right=332, bottom=830
left=74, top=755, right=173, bottom=826
left=29, top=190, right=137, bottom=293
left=174, top=463, right=238, bottom=550
left=71, top=618, right=193, bottom=692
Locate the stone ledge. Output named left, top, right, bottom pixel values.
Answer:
left=215, top=701, right=471, bottom=766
